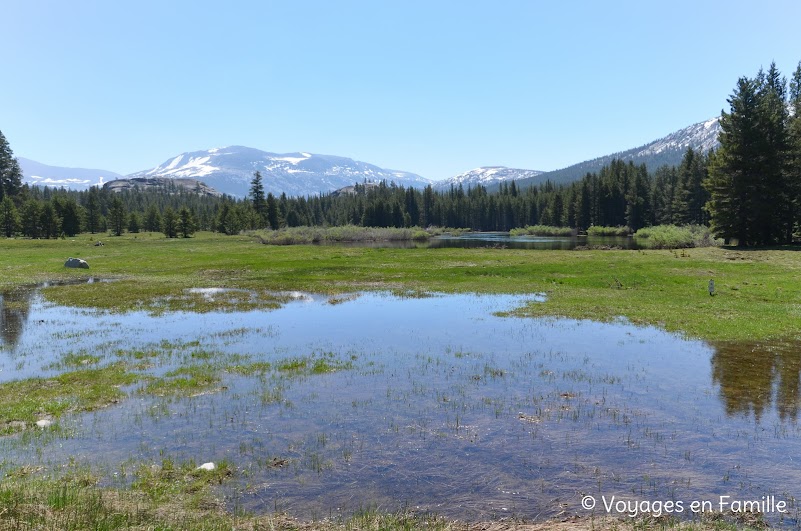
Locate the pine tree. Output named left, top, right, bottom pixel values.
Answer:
left=672, top=148, right=709, bottom=225
left=0, top=130, right=23, bottom=201
left=266, top=192, right=279, bottom=230
left=60, top=197, right=83, bottom=236
left=144, top=204, right=162, bottom=232
left=625, top=164, right=651, bottom=231
left=178, top=207, right=196, bottom=238
left=705, top=75, right=763, bottom=244
left=128, top=211, right=141, bottom=233
left=162, top=207, right=178, bottom=238
left=20, top=199, right=41, bottom=238
left=757, top=63, right=792, bottom=243
left=108, top=196, right=126, bottom=236
left=789, top=62, right=801, bottom=233
left=39, top=201, right=62, bottom=238
left=0, top=196, right=20, bottom=237
left=706, top=63, right=796, bottom=245
left=250, top=170, right=266, bottom=225
left=85, top=187, right=101, bottom=233
left=652, top=165, right=677, bottom=225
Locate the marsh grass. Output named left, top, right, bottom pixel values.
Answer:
left=0, top=364, right=138, bottom=435
left=141, top=364, right=221, bottom=397
left=252, top=225, right=431, bottom=245
left=0, top=467, right=764, bottom=531
left=588, top=225, right=632, bottom=236
left=510, top=225, right=576, bottom=236
left=275, top=352, right=355, bottom=376
left=634, top=224, right=724, bottom=249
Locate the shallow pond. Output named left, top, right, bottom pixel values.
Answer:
left=1, top=287, right=799, bottom=525
left=309, top=233, right=638, bottom=250
left=430, top=232, right=638, bottom=250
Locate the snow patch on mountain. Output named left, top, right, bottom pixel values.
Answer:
left=633, top=117, right=721, bottom=158
left=126, top=146, right=432, bottom=198
left=18, top=157, right=122, bottom=191
left=434, top=166, right=545, bottom=191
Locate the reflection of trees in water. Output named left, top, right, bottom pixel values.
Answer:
left=0, top=286, right=34, bottom=350
left=712, top=341, right=801, bottom=422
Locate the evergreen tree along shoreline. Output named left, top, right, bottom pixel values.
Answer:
left=0, top=59, right=799, bottom=244
left=705, top=61, right=801, bottom=246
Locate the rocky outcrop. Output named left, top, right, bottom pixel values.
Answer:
left=103, top=177, right=221, bottom=197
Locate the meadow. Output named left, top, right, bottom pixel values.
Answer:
left=1, top=231, right=799, bottom=530
left=2, top=231, right=799, bottom=342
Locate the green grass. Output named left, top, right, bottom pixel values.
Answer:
left=252, top=225, right=431, bottom=244
left=510, top=225, right=575, bottom=236
left=0, top=363, right=139, bottom=434
left=634, top=224, right=724, bottom=249
left=588, top=225, right=632, bottom=236
left=2, top=231, right=801, bottom=341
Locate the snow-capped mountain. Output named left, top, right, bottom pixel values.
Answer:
left=434, top=166, right=544, bottom=191
left=126, top=146, right=432, bottom=198
left=518, top=117, right=722, bottom=187
left=631, top=117, right=720, bottom=159
left=18, top=157, right=122, bottom=190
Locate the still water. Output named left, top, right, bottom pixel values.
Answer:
left=311, top=233, right=638, bottom=250
left=1, top=286, right=799, bottom=524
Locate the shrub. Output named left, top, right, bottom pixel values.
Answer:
left=633, top=224, right=723, bottom=249
left=587, top=225, right=631, bottom=237
left=510, top=225, right=575, bottom=237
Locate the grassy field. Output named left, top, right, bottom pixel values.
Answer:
left=2, top=231, right=799, bottom=342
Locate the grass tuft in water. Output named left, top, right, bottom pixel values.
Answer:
left=0, top=364, right=138, bottom=435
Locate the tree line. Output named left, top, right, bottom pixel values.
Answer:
left=1, top=60, right=800, bottom=244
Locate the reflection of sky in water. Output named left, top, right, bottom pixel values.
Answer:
left=1, top=291, right=800, bottom=524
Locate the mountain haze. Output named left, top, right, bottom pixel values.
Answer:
left=126, top=146, right=432, bottom=198
left=18, top=157, right=122, bottom=190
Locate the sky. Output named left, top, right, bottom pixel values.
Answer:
left=2, top=0, right=800, bottom=181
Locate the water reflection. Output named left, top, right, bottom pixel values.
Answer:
left=0, top=286, right=33, bottom=350
left=0, top=278, right=108, bottom=352
left=3, top=289, right=801, bottom=525
left=712, top=341, right=801, bottom=422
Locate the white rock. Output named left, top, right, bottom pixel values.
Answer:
left=196, top=462, right=215, bottom=471
left=36, top=419, right=53, bottom=428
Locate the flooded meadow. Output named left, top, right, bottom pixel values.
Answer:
left=1, top=283, right=800, bottom=526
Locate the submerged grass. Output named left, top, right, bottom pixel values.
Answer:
left=2, top=231, right=801, bottom=341
left=141, top=364, right=222, bottom=397
left=0, top=466, right=767, bottom=531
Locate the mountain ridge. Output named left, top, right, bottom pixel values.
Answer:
left=507, top=117, right=722, bottom=190
left=125, top=146, right=432, bottom=198
left=18, top=116, right=723, bottom=196
left=18, top=157, right=122, bottom=190
left=433, top=166, right=545, bottom=191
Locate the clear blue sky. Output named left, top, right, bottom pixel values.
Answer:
left=2, top=0, right=800, bottom=181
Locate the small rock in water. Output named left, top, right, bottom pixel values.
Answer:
left=36, top=419, right=53, bottom=428
left=197, top=462, right=215, bottom=471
